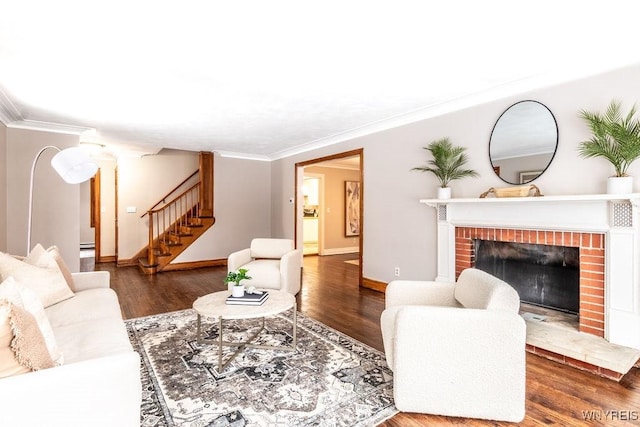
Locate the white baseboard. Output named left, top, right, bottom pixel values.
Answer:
left=321, top=246, right=359, bottom=256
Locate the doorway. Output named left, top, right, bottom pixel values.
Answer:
left=81, top=158, right=117, bottom=266
left=295, top=149, right=363, bottom=286
left=302, top=174, right=323, bottom=255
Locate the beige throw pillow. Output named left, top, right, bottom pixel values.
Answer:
left=0, top=299, right=55, bottom=378
left=45, top=245, right=75, bottom=291
left=0, top=276, right=64, bottom=365
left=0, top=302, right=30, bottom=378
left=0, top=247, right=74, bottom=307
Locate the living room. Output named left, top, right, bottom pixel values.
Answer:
left=2, top=2, right=640, bottom=425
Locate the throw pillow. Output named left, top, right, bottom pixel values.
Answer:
left=45, top=245, right=75, bottom=291
left=0, top=248, right=74, bottom=307
left=0, top=302, right=30, bottom=378
left=0, top=276, right=64, bottom=365
left=0, top=299, right=55, bottom=378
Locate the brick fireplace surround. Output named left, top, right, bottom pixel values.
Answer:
left=455, top=227, right=605, bottom=337
left=421, top=194, right=640, bottom=379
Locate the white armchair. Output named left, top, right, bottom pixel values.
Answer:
left=227, top=238, right=302, bottom=295
left=380, top=268, right=526, bottom=422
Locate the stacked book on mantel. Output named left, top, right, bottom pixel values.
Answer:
left=226, top=291, right=269, bottom=306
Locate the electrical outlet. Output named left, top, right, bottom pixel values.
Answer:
left=394, top=267, right=400, bottom=277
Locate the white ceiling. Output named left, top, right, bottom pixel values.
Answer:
left=1, top=1, right=640, bottom=160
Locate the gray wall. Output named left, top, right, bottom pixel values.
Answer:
left=173, top=154, right=272, bottom=262
left=273, top=63, right=640, bottom=284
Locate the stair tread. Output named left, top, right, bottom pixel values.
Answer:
left=162, top=241, right=184, bottom=246
left=169, top=231, right=193, bottom=237
left=145, top=213, right=216, bottom=274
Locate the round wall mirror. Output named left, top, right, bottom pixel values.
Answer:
left=489, top=100, right=558, bottom=185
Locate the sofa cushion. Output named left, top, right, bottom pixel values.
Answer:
left=0, top=276, right=63, bottom=365
left=454, top=268, right=520, bottom=313
left=0, top=300, right=55, bottom=378
left=242, top=259, right=281, bottom=289
left=52, top=318, right=133, bottom=364
left=45, top=288, right=123, bottom=329
left=250, top=238, right=294, bottom=259
left=0, top=250, right=74, bottom=308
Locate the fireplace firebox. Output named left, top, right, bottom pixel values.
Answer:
left=474, top=240, right=580, bottom=314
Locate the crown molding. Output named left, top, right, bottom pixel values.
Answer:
left=268, top=76, right=550, bottom=162
left=0, top=86, right=22, bottom=125
left=217, top=150, right=271, bottom=161
left=7, top=119, right=94, bottom=135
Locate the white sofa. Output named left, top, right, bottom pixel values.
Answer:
left=228, top=238, right=302, bottom=295
left=0, top=270, right=141, bottom=427
left=380, top=268, right=526, bottom=422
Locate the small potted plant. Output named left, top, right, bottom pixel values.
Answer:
left=578, top=100, right=640, bottom=194
left=412, top=137, right=478, bottom=199
left=224, top=268, right=252, bottom=297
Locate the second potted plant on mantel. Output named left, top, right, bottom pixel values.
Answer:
left=224, top=268, right=252, bottom=297
left=578, top=100, right=640, bottom=194
left=412, top=137, right=478, bottom=199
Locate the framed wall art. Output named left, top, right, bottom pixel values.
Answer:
left=519, top=170, right=541, bottom=184
left=345, top=181, right=360, bottom=237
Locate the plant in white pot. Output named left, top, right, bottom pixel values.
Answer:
left=224, top=268, right=252, bottom=297
left=578, top=100, right=640, bottom=194
left=412, top=137, right=478, bottom=199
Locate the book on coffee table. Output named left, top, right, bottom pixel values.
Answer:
left=226, top=291, right=269, bottom=306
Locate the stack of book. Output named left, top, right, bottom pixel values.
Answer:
left=226, top=291, right=269, bottom=306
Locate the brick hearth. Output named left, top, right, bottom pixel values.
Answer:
left=454, top=227, right=605, bottom=338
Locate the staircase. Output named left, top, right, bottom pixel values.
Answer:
left=138, top=152, right=215, bottom=274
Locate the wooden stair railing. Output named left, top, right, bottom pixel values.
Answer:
left=147, top=182, right=200, bottom=267
left=138, top=151, right=215, bottom=274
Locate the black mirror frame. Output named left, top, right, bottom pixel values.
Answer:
left=489, top=100, right=559, bottom=185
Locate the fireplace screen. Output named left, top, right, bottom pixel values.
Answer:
left=474, top=240, right=579, bottom=314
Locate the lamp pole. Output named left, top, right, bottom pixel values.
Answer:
left=27, top=146, right=62, bottom=255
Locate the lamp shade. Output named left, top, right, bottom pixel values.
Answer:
left=50, top=147, right=98, bottom=184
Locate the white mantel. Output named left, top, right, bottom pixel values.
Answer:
left=420, top=194, right=640, bottom=350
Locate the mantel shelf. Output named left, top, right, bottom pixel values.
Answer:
left=419, top=193, right=640, bottom=207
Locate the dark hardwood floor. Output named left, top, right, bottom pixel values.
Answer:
left=85, top=254, right=640, bottom=426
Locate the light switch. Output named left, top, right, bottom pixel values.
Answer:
left=126, top=206, right=137, bottom=213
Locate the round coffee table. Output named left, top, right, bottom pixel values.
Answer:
left=192, top=290, right=297, bottom=371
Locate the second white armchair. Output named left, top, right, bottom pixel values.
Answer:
left=380, top=268, right=526, bottom=422
left=227, top=238, right=302, bottom=295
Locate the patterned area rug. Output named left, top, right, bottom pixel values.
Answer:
left=126, top=308, right=397, bottom=426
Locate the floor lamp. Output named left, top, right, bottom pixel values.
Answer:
left=27, top=146, right=99, bottom=255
